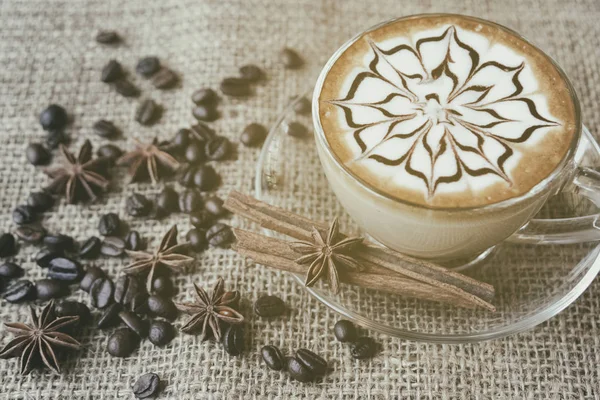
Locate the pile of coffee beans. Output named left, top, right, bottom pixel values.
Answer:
left=334, top=319, right=378, bottom=359
left=261, top=346, right=328, bottom=382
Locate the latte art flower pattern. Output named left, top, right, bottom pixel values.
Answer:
left=329, top=25, right=560, bottom=197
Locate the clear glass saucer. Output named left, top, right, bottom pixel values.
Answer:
left=254, top=95, right=600, bottom=343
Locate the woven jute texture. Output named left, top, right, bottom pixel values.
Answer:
left=0, top=0, right=599, bottom=398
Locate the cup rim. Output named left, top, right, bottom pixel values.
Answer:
left=312, top=13, right=582, bottom=213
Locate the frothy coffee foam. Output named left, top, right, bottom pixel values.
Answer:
left=317, top=15, right=577, bottom=208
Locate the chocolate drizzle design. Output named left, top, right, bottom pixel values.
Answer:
left=328, top=25, right=560, bottom=197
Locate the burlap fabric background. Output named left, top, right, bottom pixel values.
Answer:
left=0, top=0, right=599, bottom=398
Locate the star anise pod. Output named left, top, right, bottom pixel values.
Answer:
left=176, top=277, right=244, bottom=341
left=290, top=218, right=364, bottom=294
left=124, top=225, right=194, bottom=291
left=0, top=300, right=81, bottom=375
left=44, top=140, right=110, bottom=203
left=117, top=138, right=180, bottom=183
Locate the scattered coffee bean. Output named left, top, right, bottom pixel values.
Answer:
left=100, top=236, right=126, bottom=257
left=0, top=233, right=16, bottom=258
left=286, top=356, right=313, bottom=382
left=132, top=372, right=160, bottom=399
left=172, top=128, right=191, bottom=149
left=80, top=266, right=106, bottom=292
left=13, top=205, right=36, bottom=225
left=79, top=236, right=102, bottom=259
left=254, top=295, right=286, bottom=317
left=193, top=165, right=219, bottom=191
left=285, top=121, right=307, bottom=138
left=205, top=136, right=230, bottom=160
left=26, top=143, right=51, bottom=166
left=281, top=48, right=303, bottom=69
left=192, top=88, right=218, bottom=106
left=333, top=320, right=357, bottom=343
left=114, top=275, right=143, bottom=305
left=45, top=129, right=69, bottom=149
left=35, top=248, right=63, bottom=268
left=101, top=60, right=123, bottom=83
left=240, top=123, right=267, bottom=147
left=43, top=234, right=75, bottom=252
left=148, top=320, right=175, bottom=347
left=192, top=104, right=219, bottom=122
left=48, top=257, right=82, bottom=282
left=261, top=345, right=285, bottom=371
left=178, top=165, right=196, bottom=187
left=190, top=210, right=213, bottom=229
left=185, top=141, right=205, bottom=164
left=93, top=120, right=120, bottom=139
left=125, top=231, right=143, bottom=251
left=220, top=77, right=251, bottom=97
left=3, top=280, right=34, bottom=303
left=155, top=186, right=179, bottom=216
left=350, top=336, right=377, bottom=359
left=204, top=196, right=226, bottom=217
left=126, top=193, right=153, bottom=217
left=296, top=349, right=327, bottom=376
left=136, top=56, right=160, bottom=78
left=90, top=277, right=114, bottom=309
left=97, top=303, right=122, bottom=329
left=97, top=144, right=123, bottom=162
left=239, top=64, right=263, bottom=82
left=178, top=189, right=202, bottom=214
left=107, top=328, right=139, bottom=357
left=191, top=122, right=215, bottom=141
left=186, top=228, right=207, bottom=252
left=147, top=295, right=177, bottom=320
left=27, top=191, right=55, bottom=212
left=152, top=68, right=178, bottom=89
left=55, top=300, right=92, bottom=326
left=119, top=310, right=148, bottom=337
left=0, top=262, right=24, bottom=279
left=151, top=276, right=174, bottom=297
left=15, top=225, right=46, bottom=244
left=293, top=96, right=311, bottom=114
left=130, top=292, right=149, bottom=315
left=222, top=324, right=245, bottom=356
left=206, top=223, right=233, bottom=247
left=98, top=213, right=121, bottom=236
left=35, top=279, right=67, bottom=301
left=114, top=79, right=140, bottom=97
left=96, top=30, right=120, bottom=44
left=39, top=104, right=68, bottom=131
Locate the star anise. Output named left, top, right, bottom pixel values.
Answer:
left=0, top=300, right=81, bottom=375
left=290, top=218, right=364, bottom=294
left=124, top=225, right=194, bottom=291
left=44, top=140, right=110, bottom=203
left=176, top=277, right=244, bottom=341
left=117, top=138, right=180, bottom=183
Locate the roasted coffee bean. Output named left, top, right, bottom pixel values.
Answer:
left=189, top=212, right=212, bottom=232
left=136, top=99, right=160, bottom=125
left=132, top=372, right=160, bottom=399
left=151, top=276, right=174, bottom=297
left=178, top=189, right=202, bottom=214
left=98, top=213, right=121, bottom=236
left=147, top=295, right=177, bottom=320
left=90, top=277, right=114, bottom=309
left=15, top=225, right=46, bottom=244
left=186, top=228, right=207, bottom=252
left=3, top=280, right=34, bottom=303
left=193, top=165, right=218, bottom=191
left=296, top=349, right=327, bottom=376
left=93, top=120, right=120, bottom=139
left=80, top=266, right=105, bottom=292
left=55, top=300, right=92, bottom=325
left=101, top=60, right=123, bottom=83
left=100, top=236, right=126, bottom=257
left=192, top=88, right=218, bottom=105
left=350, top=336, right=377, bottom=359
left=178, top=165, right=196, bottom=187
left=293, top=96, right=311, bottom=114
left=13, top=205, right=37, bottom=225
left=220, top=77, right=251, bottom=97
left=96, top=30, right=120, bottom=44
left=0, top=262, right=24, bottom=279
left=96, top=143, right=123, bottom=162
left=254, top=295, right=285, bottom=317
left=206, top=223, right=233, bottom=247
left=155, top=186, right=178, bottom=216
left=285, top=121, right=307, bottom=138
left=119, top=310, right=148, bottom=337
left=48, top=257, right=82, bottom=282
left=222, top=324, right=245, bottom=356
left=240, top=123, right=267, bottom=147
left=45, top=129, right=69, bottom=149
left=204, top=196, right=226, bottom=217
left=39, top=104, right=68, bottom=131
left=191, top=122, right=215, bottom=141
left=35, top=279, right=67, bottom=301
left=43, top=234, right=75, bottom=252
left=35, top=248, right=63, bottom=268
left=114, top=275, right=143, bottom=305
left=79, top=236, right=102, bottom=259
left=0, top=233, right=16, bottom=258
left=136, top=56, right=160, bottom=77
left=152, top=68, right=178, bottom=89
left=239, top=64, right=263, bottom=82
left=286, top=356, right=313, bottom=382
left=130, top=292, right=149, bottom=314
left=333, top=320, right=357, bottom=343
left=107, top=328, right=139, bottom=357
left=125, top=231, right=143, bottom=251
left=205, top=137, right=230, bottom=160
left=26, top=143, right=51, bottom=166
left=185, top=142, right=205, bottom=164
left=127, top=193, right=153, bottom=217
left=172, top=128, right=191, bottom=149
left=261, top=345, right=285, bottom=371
left=148, top=320, right=175, bottom=347
left=97, top=303, right=122, bottom=329
left=27, top=191, right=54, bottom=212
left=192, top=105, right=218, bottom=122
left=281, top=48, right=303, bottom=69
left=114, top=79, right=140, bottom=97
